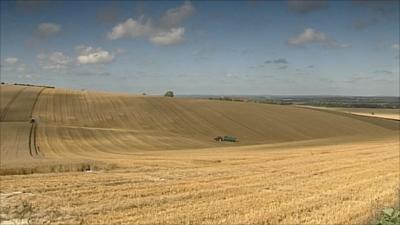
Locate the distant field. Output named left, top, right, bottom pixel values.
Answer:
left=196, top=95, right=400, bottom=109
left=0, top=84, right=399, bottom=225
left=331, top=107, right=399, bottom=120
left=299, top=106, right=400, bottom=120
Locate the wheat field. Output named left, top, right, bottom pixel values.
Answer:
left=0, top=84, right=399, bottom=225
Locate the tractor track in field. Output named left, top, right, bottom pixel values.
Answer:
left=27, top=87, right=48, bottom=157
left=0, top=87, right=28, bottom=121
left=28, top=123, right=33, bottom=156
left=30, top=87, right=47, bottom=118
left=29, top=123, right=39, bottom=157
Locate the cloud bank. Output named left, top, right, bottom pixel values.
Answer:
left=107, top=1, right=194, bottom=46
left=36, top=45, right=121, bottom=71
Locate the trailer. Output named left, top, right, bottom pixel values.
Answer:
left=223, top=136, right=237, bottom=142
left=214, top=136, right=238, bottom=142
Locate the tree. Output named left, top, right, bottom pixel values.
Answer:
left=164, top=91, right=174, bottom=97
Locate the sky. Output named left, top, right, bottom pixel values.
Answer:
left=1, top=0, right=399, bottom=96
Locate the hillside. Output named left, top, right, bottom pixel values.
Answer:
left=1, top=84, right=398, bottom=165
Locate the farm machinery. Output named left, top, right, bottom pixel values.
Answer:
left=214, top=136, right=238, bottom=142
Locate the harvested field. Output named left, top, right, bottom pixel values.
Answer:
left=31, top=88, right=396, bottom=157
left=0, top=84, right=399, bottom=224
left=332, top=108, right=399, bottom=121
left=1, top=137, right=398, bottom=225
left=299, top=106, right=400, bottom=121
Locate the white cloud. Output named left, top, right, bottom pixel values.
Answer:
left=160, top=1, right=194, bottom=27
left=287, top=28, right=350, bottom=48
left=288, top=28, right=326, bottom=45
left=5, top=57, right=19, bottom=65
left=392, top=43, right=400, bottom=50
left=107, top=17, right=152, bottom=40
left=37, top=23, right=61, bottom=38
left=36, top=46, right=120, bottom=70
left=76, top=46, right=115, bottom=65
left=37, top=52, right=72, bottom=70
left=149, top=27, right=185, bottom=46
left=108, top=17, right=185, bottom=46
left=1, top=57, right=29, bottom=74
left=107, top=1, right=194, bottom=46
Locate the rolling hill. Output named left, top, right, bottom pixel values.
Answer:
left=1, top=84, right=397, bottom=165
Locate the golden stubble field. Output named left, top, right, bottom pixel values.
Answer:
left=0, top=84, right=399, bottom=225
left=299, top=106, right=400, bottom=121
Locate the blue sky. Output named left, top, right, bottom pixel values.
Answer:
left=1, top=0, right=399, bottom=96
